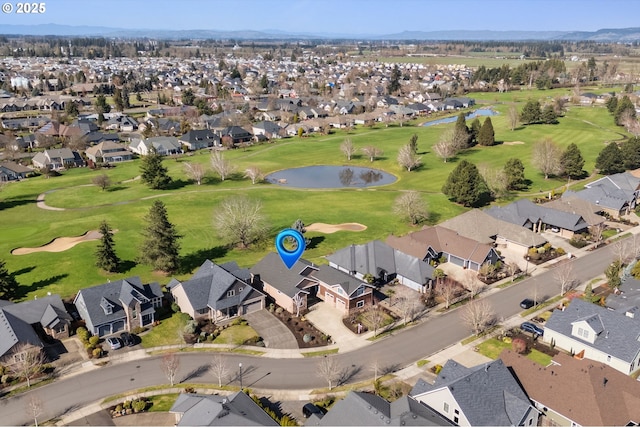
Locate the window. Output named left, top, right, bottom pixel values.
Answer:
left=577, top=327, right=589, bottom=339
left=443, top=402, right=449, bottom=413
left=239, top=287, right=243, bottom=292
left=454, top=409, right=459, bottom=415
left=227, top=290, right=235, bottom=297
left=607, top=355, right=611, bottom=362
left=356, top=300, right=365, bottom=308
left=454, top=417, right=459, bottom=424
left=529, top=418, right=533, bottom=425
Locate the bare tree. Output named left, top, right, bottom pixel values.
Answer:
left=10, top=344, right=45, bottom=388
left=460, top=299, right=495, bottom=335
left=611, top=238, right=632, bottom=265
left=161, top=352, right=180, bottom=387
left=340, top=138, right=356, bottom=161
left=589, top=223, right=606, bottom=248
left=436, top=278, right=458, bottom=309
left=244, top=166, right=264, bottom=184
left=478, top=164, right=509, bottom=199
left=621, top=109, right=640, bottom=137
left=508, top=103, right=519, bottom=131
left=462, top=270, right=485, bottom=299
left=396, top=296, right=417, bottom=325
left=364, top=305, right=386, bottom=337
left=210, top=150, right=236, bottom=181
left=361, top=145, right=383, bottom=162
left=554, top=262, right=577, bottom=295
left=292, top=293, right=305, bottom=317
left=26, top=394, right=43, bottom=427
left=214, top=196, right=269, bottom=249
left=184, top=162, right=206, bottom=185
left=393, top=191, right=428, bottom=225
left=209, top=354, right=229, bottom=387
left=432, top=129, right=462, bottom=162
left=92, top=174, right=111, bottom=191
left=397, top=143, right=422, bottom=172
left=505, top=262, right=520, bottom=281
left=316, top=356, right=342, bottom=391
left=532, top=137, right=563, bottom=179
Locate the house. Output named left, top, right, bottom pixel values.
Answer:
left=544, top=196, right=606, bottom=228
left=178, top=129, right=220, bottom=151
left=105, top=115, right=139, bottom=132
left=31, top=148, right=83, bottom=170
left=501, top=350, right=640, bottom=427
left=485, top=199, right=589, bottom=238
left=73, top=277, right=163, bottom=337
left=563, top=172, right=640, bottom=218
left=410, top=359, right=538, bottom=426
left=169, top=260, right=266, bottom=322
left=314, top=265, right=375, bottom=314
left=0, top=294, right=72, bottom=367
left=252, top=121, right=284, bottom=139
left=85, top=141, right=132, bottom=163
left=169, top=392, right=278, bottom=426
left=0, top=161, right=34, bottom=181
left=386, top=226, right=500, bottom=272
left=543, top=298, right=640, bottom=375
left=129, top=136, right=182, bottom=156
left=217, top=126, right=253, bottom=146
left=327, top=240, right=435, bottom=293
left=605, top=275, right=640, bottom=312
left=306, top=391, right=453, bottom=426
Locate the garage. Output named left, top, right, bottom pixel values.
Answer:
left=336, top=299, right=347, bottom=313
left=243, top=299, right=263, bottom=314
left=112, top=320, right=126, bottom=334
left=97, top=324, right=111, bottom=337
left=448, top=254, right=466, bottom=267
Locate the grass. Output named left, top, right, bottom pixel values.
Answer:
left=147, top=393, right=179, bottom=412
left=366, top=322, right=408, bottom=341
left=141, top=312, right=190, bottom=348
left=302, top=348, right=339, bottom=357
left=213, top=325, right=259, bottom=345
left=416, top=359, right=429, bottom=367
left=476, top=338, right=553, bottom=366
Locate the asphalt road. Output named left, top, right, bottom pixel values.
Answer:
left=0, top=244, right=617, bottom=426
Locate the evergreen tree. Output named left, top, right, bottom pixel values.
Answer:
left=0, top=259, right=19, bottom=301
left=621, top=137, right=640, bottom=170
left=454, top=113, right=471, bottom=147
left=140, top=149, right=172, bottom=189
left=605, top=96, right=618, bottom=114
left=181, top=88, right=195, bottom=106
left=521, top=99, right=542, bottom=124
left=542, top=105, right=559, bottom=124
left=113, top=88, right=125, bottom=112
left=95, top=220, right=120, bottom=272
left=442, top=160, right=491, bottom=207
left=504, top=158, right=526, bottom=191
left=595, top=143, right=625, bottom=175
left=387, top=65, right=401, bottom=94
left=560, top=143, right=585, bottom=179
left=614, top=95, right=636, bottom=126
left=477, top=117, right=495, bottom=146
left=470, top=118, right=481, bottom=146
left=138, top=201, right=181, bottom=273
left=409, top=133, right=419, bottom=154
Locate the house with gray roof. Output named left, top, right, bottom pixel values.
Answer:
left=0, top=294, right=71, bottom=367
left=31, top=148, right=83, bottom=170
left=305, top=391, right=452, bottom=426
left=73, top=277, right=162, bottom=337
left=543, top=297, right=640, bottom=375
left=169, top=260, right=266, bottom=322
left=169, top=391, right=277, bottom=426
left=129, top=136, right=182, bottom=156
left=178, top=129, right=220, bottom=151
left=313, top=264, right=375, bottom=314
left=605, top=275, right=640, bottom=312
left=252, top=121, right=284, bottom=139
left=563, top=171, right=640, bottom=218
left=0, top=161, right=34, bottom=181
left=410, top=359, right=538, bottom=426
left=327, top=240, right=435, bottom=293
left=85, top=140, right=132, bottom=163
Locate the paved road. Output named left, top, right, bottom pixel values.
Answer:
left=0, top=244, right=617, bottom=426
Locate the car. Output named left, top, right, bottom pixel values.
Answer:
left=120, top=332, right=135, bottom=347
left=520, top=298, right=537, bottom=309
left=106, top=337, right=122, bottom=350
left=550, top=227, right=560, bottom=233
left=302, top=403, right=324, bottom=418
left=520, top=322, right=544, bottom=336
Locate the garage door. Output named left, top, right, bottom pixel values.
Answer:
left=449, top=255, right=465, bottom=267
left=97, top=324, right=111, bottom=337
left=336, top=299, right=347, bottom=312
left=243, top=300, right=263, bottom=314
left=112, top=320, right=126, bottom=333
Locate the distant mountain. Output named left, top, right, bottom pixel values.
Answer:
left=1, top=23, right=640, bottom=42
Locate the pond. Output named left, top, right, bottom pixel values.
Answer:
left=265, top=165, right=397, bottom=189
left=422, top=108, right=499, bottom=127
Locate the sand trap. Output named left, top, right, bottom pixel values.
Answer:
left=503, top=141, right=525, bottom=145
left=306, top=222, right=367, bottom=234
left=12, top=230, right=104, bottom=255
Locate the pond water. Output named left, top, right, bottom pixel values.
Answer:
left=422, top=108, right=499, bottom=127
left=266, top=165, right=397, bottom=189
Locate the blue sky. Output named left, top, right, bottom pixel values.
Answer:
left=0, top=0, right=638, bottom=34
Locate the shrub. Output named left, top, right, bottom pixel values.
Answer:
left=131, top=326, right=147, bottom=334
left=0, top=364, right=5, bottom=376
left=115, top=404, right=123, bottom=413
left=303, top=334, right=312, bottom=343
left=416, top=359, right=429, bottom=368
left=569, top=236, right=588, bottom=248
left=512, top=338, right=527, bottom=354
left=433, top=364, right=443, bottom=375
left=89, top=335, right=100, bottom=346
left=537, top=246, right=546, bottom=254
left=132, top=399, right=147, bottom=413
left=123, top=400, right=131, bottom=410
left=92, top=347, right=102, bottom=358
left=184, top=387, right=195, bottom=393
left=275, top=307, right=283, bottom=315
left=1, top=374, right=10, bottom=384
left=269, top=303, right=275, bottom=312
left=171, top=302, right=181, bottom=313
left=184, top=320, right=198, bottom=335
left=502, top=336, right=512, bottom=344
left=76, top=326, right=90, bottom=342
left=527, top=247, right=538, bottom=257
left=556, top=247, right=566, bottom=256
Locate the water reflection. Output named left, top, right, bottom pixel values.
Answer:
left=339, top=168, right=355, bottom=186
left=265, top=165, right=396, bottom=189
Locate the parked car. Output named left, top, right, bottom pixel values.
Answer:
left=120, top=332, right=135, bottom=347
left=302, top=403, right=324, bottom=418
left=520, top=298, right=538, bottom=309
left=106, top=337, right=122, bottom=350
left=550, top=227, right=560, bottom=233
left=520, top=322, right=544, bottom=336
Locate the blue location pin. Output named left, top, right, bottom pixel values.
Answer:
left=275, top=228, right=306, bottom=269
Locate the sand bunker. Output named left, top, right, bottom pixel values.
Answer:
left=503, top=141, right=525, bottom=145
left=306, top=222, right=367, bottom=234
left=12, top=230, right=104, bottom=255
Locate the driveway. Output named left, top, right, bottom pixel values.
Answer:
left=305, top=302, right=363, bottom=349
left=243, top=309, right=298, bottom=349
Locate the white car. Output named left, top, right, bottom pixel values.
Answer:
left=106, top=337, right=122, bottom=350
left=550, top=227, right=560, bottom=233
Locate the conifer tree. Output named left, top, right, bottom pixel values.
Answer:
left=140, top=148, right=172, bottom=189
left=138, top=201, right=181, bottom=273
left=442, top=160, right=491, bottom=207
left=477, top=117, right=495, bottom=146
left=560, top=143, right=585, bottom=179
left=0, top=259, right=19, bottom=301
left=95, top=220, right=120, bottom=273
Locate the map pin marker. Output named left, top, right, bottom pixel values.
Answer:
left=275, top=228, right=305, bottom=269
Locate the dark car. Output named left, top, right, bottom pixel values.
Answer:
left=302, top=403, right=324, bottom=418
left=520, top=322, right=544, bottom=336
left=520, top=299, right=537, bottom=309
left=120, top=332, right=135, bottom=347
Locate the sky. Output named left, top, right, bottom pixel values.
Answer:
left=0, top=0, right=638, bottom=35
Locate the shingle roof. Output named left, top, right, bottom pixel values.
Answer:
left=313, top=265, right=370, bottom=296
left=485, top=199, right=588, bottom=231
left=0, top=309, right=42, bottom=357
left=544, top=196, right=606, bottom=227
left=250, top=252, right=318, bottom=298
left=605, top=276, right=640, bottom=311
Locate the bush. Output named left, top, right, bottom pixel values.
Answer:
left=184, top=320, right=198, bottom=335
left=556, top=247, right=566, bottom=256
left=1, top=374, right=10, bottom=384
left=303, top=334, right=312, bottom=343
left=502, top=336, right=512, bottom=344
left=569, top=236, right=588, bottom=248
left=115, top=404, right=123, bottom=413
left=131, top=326, right=147, bottom=334
left=171, top=302, right=181, bottom=313
left=433, top=364, right=443, bottom=375
left=89, top=335, right=100, bottom=346
left=512, top=338, right=527, bottom=354
left=275, top=307, right=283, bottom=315
left=123, top=400, right=131, bottom=410
left=76, top=326, right=90, bottom=342
left=92, top=347, right=102, bottom=358
left=132, top=399, right=147, bottom=413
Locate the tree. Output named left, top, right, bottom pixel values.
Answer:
left=605, top=260, right=622, bottom=290
left=532, top=138, right=562, bottom=179
left=542, top=105, right=559, bottom=124
left=10, top=343, right=45, bottom=387
left=436, top=279, right=457, bottom=309
left=94, top=94, right=110, bottom=114
left=432, top=129, right=462, bottom=163
left=460, top=300, right=495, bottom=335
left=606, top=96, right=618, bottom=114
left=470, top=118, right=481, bottom=145
left=477, top=117, right=495, bottom=146
left=92, top=174, right=111, bottom=191
left=397, top=143, right=422, bottom=171
left=113, top=88, right=125, bottom=112
left=622, top=137, right=640, bottom=171
left=363, top=305, right=385, bottom=337
left=442, top=160, right=491, bottom=207
left=95, top=220, right=120, bottom=273
left=361, top=145, right=383, bottom=162
left=503, top=158, right=526, bottom=190
left=209, top=354, right=229, bottom=387
left=26, top=394, right=43, bottom=427
left=595, top=143, right=625, bottom=175
left=409, top=133, right=419, bottom=154
left=454, top=113, right=471, bottom=148
left=614, top=95, right=636, bottom=126
left=183, top=162, right=206, bottom=185
left=508, top=103, right=519, bottom=131
left=243, top=166, right=264, bottom=185
left=340, top=138, right=356, bottom=161
left=393, top=191, right=428, bottom=225
left=138, top=200, right=181, bottom=273
left=161, top=352, right=180, bottom=387
left=64, top=101, right=79, bottom=118
left=554, top=262, right=576, bottom=295
left=292, top=293, right=304, bottom=317
left=387, top=65, right=401, bottom=94
left=214, top=196, right=269, bottom=249
left=181, top=88, right=195, bottom=106
left=396, top=296, right=418, bottom=325
left=140, top=149, right=172, bottom=190
left=317, top=356, right=341, bottom=391
left=478, top=164, right=509, bottom=199
left=462, top=270, right=485, bottom=299
left=0, top=259, right=19, bottom=301
left=521, top=99, right=542, bottom=124
left=210, top=151, right=236, bottom=182
left=560, top=143, right=585, bottom=180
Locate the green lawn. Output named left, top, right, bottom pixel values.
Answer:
left=141, top=312, right=190, bottom=348
left=477, top=338, right=553, bottom=366
left=213, top=325, right=259, bottom=346
left=0, top=91, right=632, bottom=300
left=147, top=393, right=179, bottom=412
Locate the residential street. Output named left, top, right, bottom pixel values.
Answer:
left=0, top=243, right=617, bottom=426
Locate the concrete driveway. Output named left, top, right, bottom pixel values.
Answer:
left=243, top=309, right=298, bottom=349
left=306, top=302, right=364, bottom=350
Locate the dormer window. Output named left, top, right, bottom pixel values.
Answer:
left=227, top=290, right=235, bottom=297
left=100, top=297, right=113, bottom=315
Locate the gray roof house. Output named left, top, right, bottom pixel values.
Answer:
left=313, top=264, right=375, bottom=314
left=563, top=171, right=640, bottom=218
left=605, top=275, right=640, bottom=312
left=252, top=121, right=284, bottom=139
left=169, top=260, right=266, bottom=322
left=410, top=359, right=538, bottom=426
left=169, top=391, right=278, bottom=426
left=73, top=277, right=163, bottom=337
left=129, top=136, right=182, bottom=156
left=305, top=391, right=453, bottom=426
left=31, top=148, right=83, bottom=170
left=543, top=298, right=640, bottom=375
left=178, top=129, right=220, bottom=151
left=327, top=240, right=435, bottom=293
left=0, top=161, right=34, bottom=181
left=85, top=140, right=132, bottom=163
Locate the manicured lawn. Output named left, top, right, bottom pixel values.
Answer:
left=147, top=393, right=179, bottom=412
left=141, top=312, right=190, bottom=348
left=213, top=325, right=259, bottom=345
left=477, top=338, right=553, bottom=366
